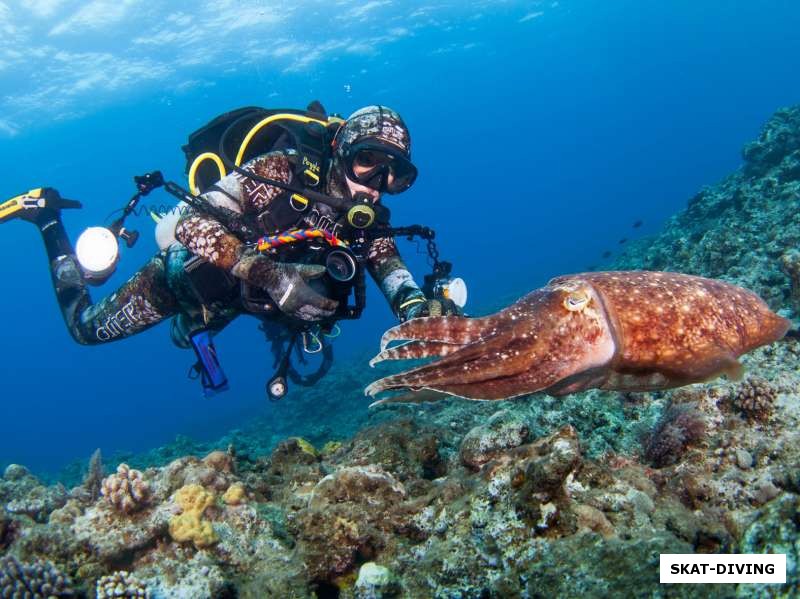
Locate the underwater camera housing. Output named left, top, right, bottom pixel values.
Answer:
left=241, top=241, right=363, bottom=320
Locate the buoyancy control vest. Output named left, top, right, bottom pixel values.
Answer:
left=182, top=102, right=345, bottom=234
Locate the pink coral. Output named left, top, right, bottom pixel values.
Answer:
left=101, top=464, right=151, bottom=514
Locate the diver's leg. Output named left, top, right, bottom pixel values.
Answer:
left=38, top=213, right=180, bottom=344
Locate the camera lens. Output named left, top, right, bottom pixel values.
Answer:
left=325, top=249, right=357, bottom=282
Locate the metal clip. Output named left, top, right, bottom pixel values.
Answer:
left=302, top=330, right=324, bottom=354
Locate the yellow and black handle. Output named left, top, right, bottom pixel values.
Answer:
left=0, top=187, right=81, bottom=223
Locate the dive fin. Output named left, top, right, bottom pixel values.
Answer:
left=0, top=188, right=81, bottom=224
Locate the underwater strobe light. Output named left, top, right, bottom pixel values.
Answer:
left=75, top=227, right=120, bottom=284
left=439, top=277, right=468, bottom=308
left=75, top=171, right=163, bottom=285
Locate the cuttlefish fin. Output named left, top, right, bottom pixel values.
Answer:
left=368, top=389, right=451, bottom=408
left=718, top=356, right=744, bottom=382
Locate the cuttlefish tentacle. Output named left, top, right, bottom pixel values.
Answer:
left=369, top=341, right=465, bottom=367
left=379, top=315, right=498, bottom=352
left=366, top=271, right=790, bottom=402
left=367, top=282, right=617, bottom=399
left=365, top=332, right=534, bottom=397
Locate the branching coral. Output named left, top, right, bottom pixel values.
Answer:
left=0, top=556, right=74, bottom=598
left=643, top=402, right=706, bottom=467
left=730, top=376, right=778, bottom=422
left=101, top=464, right=151, bottom=514
left=96, top=570, right=149, bottom=598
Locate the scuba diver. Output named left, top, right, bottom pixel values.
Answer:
left=0, top=103, right=466, bottom=399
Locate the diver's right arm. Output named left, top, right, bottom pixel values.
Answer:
left=174, top=153, right=337, bottom=320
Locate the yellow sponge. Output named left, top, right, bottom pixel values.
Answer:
left=222, top=483, right=246, bottom=506
left=169, top=484, right=218, bottom=548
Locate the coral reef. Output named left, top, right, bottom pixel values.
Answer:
left=0, top=556, right=74, bottom=598
left=101, top=464, right=151, bottom=514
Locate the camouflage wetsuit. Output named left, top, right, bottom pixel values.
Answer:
left=37, top=143, right=426, bottom=347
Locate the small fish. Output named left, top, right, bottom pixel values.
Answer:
left=602, top=251, right=612, bottom=259
left=618, top=238, right=628, bottom=245
left=633, top=220, right=643, bottom=228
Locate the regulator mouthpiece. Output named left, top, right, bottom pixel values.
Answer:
left=75, top=226, right=119, bottom=284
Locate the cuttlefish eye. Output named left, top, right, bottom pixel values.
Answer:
left=563, top=290, right=590, bottom=312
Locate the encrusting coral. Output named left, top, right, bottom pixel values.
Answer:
left=101, top=463, right=151, bottom=514
left=169, top=484, right=218, bottom=548
left=0, top=555, right=74, bottom=598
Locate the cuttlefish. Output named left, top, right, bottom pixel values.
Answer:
left=365, top=271, right=790, bottom=404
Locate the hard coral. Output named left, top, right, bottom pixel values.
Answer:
left=643, top=402, right=706, bottom=468
left=0, top=555, right=74, bottom=598
left=101, top=463, right=151, bottom=514
left=96, top=570, right=149, bottom=598
left=730, top=376, right=778, bottom=422
left=169, top=484, right=218, bottom=548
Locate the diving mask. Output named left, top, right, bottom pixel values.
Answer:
left=341, top=141, right=418, bottom=194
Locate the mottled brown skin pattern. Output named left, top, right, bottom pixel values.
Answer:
left=575, top=271, right=790, bottom=388
left=365, top=271, right=790, bottom=402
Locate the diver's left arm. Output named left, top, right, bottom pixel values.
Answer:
left=366, top=236, right=428, bottom=321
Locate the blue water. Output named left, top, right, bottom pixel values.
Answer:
left=2, top=0, right=799, bottom=475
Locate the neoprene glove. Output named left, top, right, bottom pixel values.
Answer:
left=403, top=298, right=462, bottom=321
left=231, top=249, right=338, bottom=321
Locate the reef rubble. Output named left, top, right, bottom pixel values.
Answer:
left=3, top=105, right=800, bottom=597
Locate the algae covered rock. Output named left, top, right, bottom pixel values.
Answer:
left=1, top=465, right=68, bottom=522
left=739, top=493, right=800, bottom=592
left=459, top=409, right=530, bottom=470
left=342, top=418, right=445, bottom=481
left=354, top=562, right=400, bottom=599
left=298, top=466, right=410, bottom=582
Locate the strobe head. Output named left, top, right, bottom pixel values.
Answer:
left=75, top=226, right=119, bottom=285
